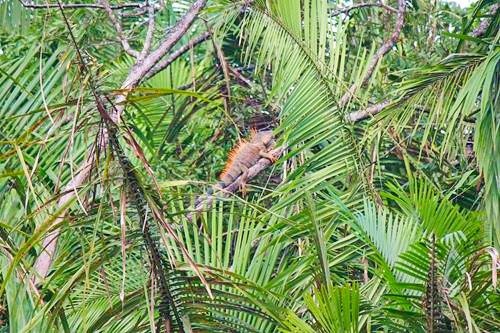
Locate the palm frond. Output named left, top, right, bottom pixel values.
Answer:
left=280, top=284, right=361, bottom=333
left=236, top=0, right=367, bottom=208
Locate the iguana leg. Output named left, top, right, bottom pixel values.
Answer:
left=239, top=165, right=249, bottom=196
left=259, top=150, right=277, bottom=163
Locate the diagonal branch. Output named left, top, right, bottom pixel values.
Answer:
left=119, top=0, right=208, bottom=93
left=18, top=0, right=143, bottom=10
left=99, top=0, right=140, bottom=58
left=347, top=95, right=417, bottom=122
left=34, top=160, right=94, bottom=283
left=209, top=30, right=232, bottom=114
left=347, top=3, right=497, bottom=123
left=143, top=31, right=211, bottom=81
left=34, top=0, right=208, bottom=282
left=339, top=0, right=405, bottom=108
left=187, top=147, right=284, bottom=221
left=139, top=0, right=156, bottom=60
left=330, top=2, right=397, bottom=16
left=346, top=99, right=391, bottom=122
left=228, top=65, right=252, bottom=87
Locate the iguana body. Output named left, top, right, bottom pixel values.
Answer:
left=218, top=129, right=275, bottom=187
left=190, top=129, right=275, bottom=214
left=195, top=129, right=275, bottom=207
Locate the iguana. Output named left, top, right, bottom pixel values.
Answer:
left=189, top=128, right=277, bottom=218
left=218, top=128, right=276, bottom=189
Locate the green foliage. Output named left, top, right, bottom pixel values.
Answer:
left=281, top=284, right=361, bottom=333
left=1, top=0, right=499, bottom=332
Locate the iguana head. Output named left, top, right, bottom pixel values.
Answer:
left=251, top=129, right=275, bottom=147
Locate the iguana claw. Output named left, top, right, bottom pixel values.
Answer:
left=259, top=150, right=277, bottom=163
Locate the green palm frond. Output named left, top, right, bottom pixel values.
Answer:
left=280, top=283, right=361, bottom=333
left=378, top=47, right=499, bottom=245
left=2, top=1, right=499, bottom=332
left=384, top=177, right=482, bottom=239
left=0, top=0, right=31, bottom=32
left=235, top=0, right=368, bottom=207
left=162, top=197, right=283, bottom=331
left=354, top=200, right=421, bottom=269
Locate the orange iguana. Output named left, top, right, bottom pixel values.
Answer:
left=218, top=128, right=276, bottom=189
left=190, top=128, right=277, bottom=215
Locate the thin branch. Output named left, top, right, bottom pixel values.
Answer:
left=19, top=0, right=143, bottom=10
left=346, top=99, right=391, bottom=122
left=228, top=65, right=252, bottom=87
left=119, top=0, right=207, bottom=93
left=98, top=0, right=140, bottom=58
left=209, top=29, right=232, bottom=115
left=330, top=2, right=397, bottom=16
left=111, top=0, right=207, bottom=121
left=139, top=1, right=155, bottom=59
left=143, top=31, right=211, bottom=81
left=346, top=4, right=500, bottom=123
left=339, top=0, right=405, bottom=108
left=347, top=3, right=497, bottom=122
left=187, top=147, right=284, bottom=221
left=347, top=95, right=425, bottom=122
left=471, top=4, right=499, bottom=37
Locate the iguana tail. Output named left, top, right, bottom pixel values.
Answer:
left=193, top=180, right=226, bottom=208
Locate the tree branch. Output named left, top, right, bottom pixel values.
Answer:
left=143, top=31, right=211, bottom=81
left=346, top=99, right=391, bottom=122
left=338, top=0, right=405, bottom=108
left=471, top=4, right=499, bottom=37
left=34, top=156, right=94, bottom=282
left=19, top=0, right=142, bottom=10
left=209, top=31, right=232, bottom=115
left=139, top=1, right=156, bottom=60
left=330, top=2, right=397, bottom=16
left=98, top=0, right=140, bottom=58
left=347, top=3, right=497, bottom=122
left=118, top=0, right=207, bottom=93
left=34, top=0, right=208, bottom=282
left=228, top=65, right=252, bottom=87
left=187, top=147, right=284, bottom=221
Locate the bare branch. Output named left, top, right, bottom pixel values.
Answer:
left=139, top=1, right=156, bottom=60
left=471, top=4, right=499, bottom=37
left=210, top=32, right=232, bottom=114
left=34, top=159, right=93, bottom=282
left=346, top=99, right=391, bottom=122
left=347, top=3, right=497, bottom=122
left=330, top=2, right=397, bottom=16
left=228, top=66, right=252, bottom=87
left=98, top=0, right=140, bottom=58
left=110, top=0, right=207, bottom=122
left=143, top=31, right=211, bottom=81
left=339, top=0, right=405, bottom=108
left=119, top=0, right=207, bottom=93
left=187, top=147, right=284, bottom=221
left=19, top=0, right=142, bottom=10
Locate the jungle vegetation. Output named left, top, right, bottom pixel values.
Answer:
left=0, top=0, right=498, bottom=332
